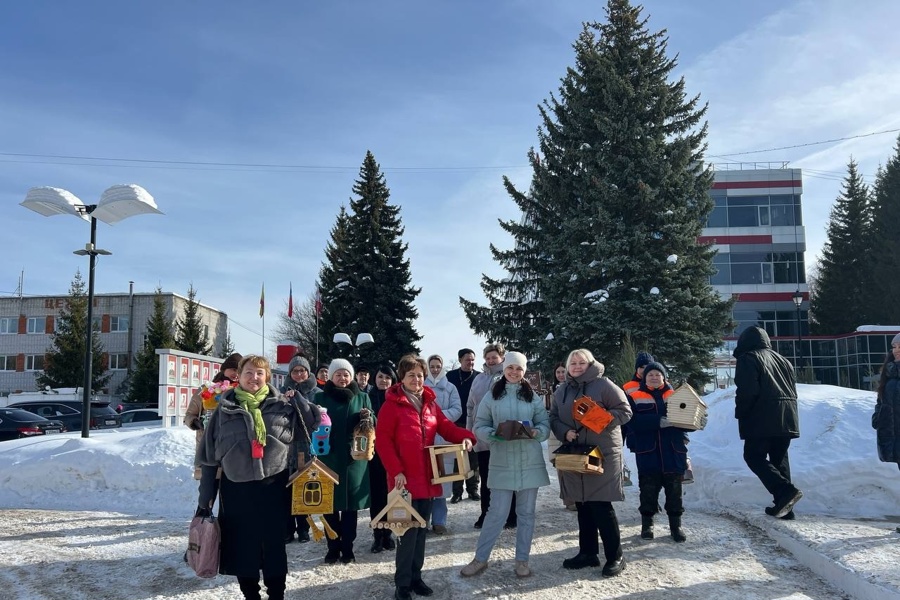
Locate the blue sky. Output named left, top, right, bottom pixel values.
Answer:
left=3, top=0, right=900, bottom=365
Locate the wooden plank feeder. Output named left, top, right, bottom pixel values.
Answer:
left=426, top=444, right=473, bottom=485
left=665, top=383, right=708, bottom=431
left=369, top=488, right=427, bottom=536
left=553, top=444, right=604, bottom=474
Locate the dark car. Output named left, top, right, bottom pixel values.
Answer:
left=0, top=408, right=66, bottom=441
left=9, top=400, right=122, bottom=431
left=120, top=408, right=163, bottom=427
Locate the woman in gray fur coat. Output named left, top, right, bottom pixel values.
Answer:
left=198, top=355, right=320, bottom=600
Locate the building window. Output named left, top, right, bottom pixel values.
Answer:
left=108, top=353, right=130, bottom=370
left=26, top=317, right=46, bottom=334
left=92, top=316, right=101, bottom=332
left=25, top=355, right=45, bottom=371
left=110, top=316, right=130, bottom=332
left=202, top=324, right=209, bottom=339
left=0, top=317, right=15, bottom=334
left=0, top=356, right=15, bottom=371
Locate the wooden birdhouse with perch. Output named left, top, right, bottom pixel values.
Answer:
left=287, top=454, right=340, bottom=516
left=351, top=408, right=376, bottom=461
left=369, top=488, right=427, bottom=536
left=553, top=443, right=604, bottom=474
left=426, top=444, right=473, bottom=485
left=665, top=383, right=708, bottom=431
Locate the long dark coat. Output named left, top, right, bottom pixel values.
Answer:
left=874, top=361, right=900, bottom=465
left=312, top=381, right=373, bottom=511
left=733, top=326, right=799, bottom=440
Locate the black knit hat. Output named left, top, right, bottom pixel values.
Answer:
left=642, top=361, right=667, bottom=379
left=635, top=352, right=655, bottom=370
left=221, top=353, right=242, bottom=372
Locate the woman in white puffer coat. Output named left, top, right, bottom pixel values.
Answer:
left=426, top=354, right=462, bottom=534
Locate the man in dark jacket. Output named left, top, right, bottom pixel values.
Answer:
left=733, top=326, right=802, bottom=519
left=446, top=348, right=481, bottom=503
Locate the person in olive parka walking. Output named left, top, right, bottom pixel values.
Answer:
left=733, top=326, right=803, bottom=519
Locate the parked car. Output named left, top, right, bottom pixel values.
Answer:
left=119, top=408, right=163, bottom=427
left=0, top=408, right=66, bottom=441
left=8, top=400, right=122, bottom=431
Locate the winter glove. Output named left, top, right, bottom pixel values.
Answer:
left=189, top=417, right=204, bottom=431
left=195, top=506, right=211, bottom=518
left=659, top=417, right=674, bottom=428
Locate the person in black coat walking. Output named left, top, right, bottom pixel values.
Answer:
left=873, top=334, right=900, bottom=469
left=733, top=326, right=802, bottom=519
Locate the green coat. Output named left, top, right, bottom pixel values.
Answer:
left=312, top=381, right=372, bottom=512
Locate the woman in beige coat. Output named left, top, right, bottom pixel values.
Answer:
left=549, top=348, right=631, bottom=577
left=185, top=353, right=242, bottom=479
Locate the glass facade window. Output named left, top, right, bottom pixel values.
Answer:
left=704, top=193, right=803, bottom=227
left=0, top=317, right=15, bottom=334
left=26, top=317, right=45, bottom=334
left=25, top=355, right=44, bottom=371
left=0, top=355, right=15, bottom=371
left=110, top=316, right=129, bottom=332
left=108, top=353, right=129, bottom=370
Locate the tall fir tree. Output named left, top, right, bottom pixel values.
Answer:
left=461, top=0, right=731, bottom=385
left=218, top=327, right=235, bottom=358
left=810, top=159, right=873, bottom=334
left=317, top=206, right=353, bottom=363
left=317, top=151, right=422, bottom=366
left=127, top=288, right=176, bottom=403
left=867, top=136, right=900, bottom=325
left=37, top=270, right=111, bottom=391
left=175, top=283, right=212, bottom=355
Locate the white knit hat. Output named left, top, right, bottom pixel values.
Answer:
left=892, top=333, right=900, bottom=346
left=328, top=358, right=355, bottom=380
left=503, top=351, right=528, bottom=371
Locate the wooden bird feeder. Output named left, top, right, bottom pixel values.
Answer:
left=665, top=383, right=708, bottom=431
left=286, top=454, right=340, bottom=515
left=426, top=443, right=473, bottom=484
left=553, top=444, right=604, bottom=474
left=369, top=488, right=427, bottom=536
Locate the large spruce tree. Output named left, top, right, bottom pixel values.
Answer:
left=317, top=152, right=422, bottom=367
left=868, top=136, right=900, bottom=325
left=461, top=0, right=731, bottom=385
left=37, top=270, right=111, bottom=391
left=127, top=288, right=176, bottom=403
left=175, top=283, right=212, bottom=355
left=810, top=159, right=873, bottom=334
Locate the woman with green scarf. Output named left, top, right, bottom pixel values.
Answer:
left=198, top=355, right=320, bottom=600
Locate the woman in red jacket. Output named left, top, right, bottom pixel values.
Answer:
left=375, top=354, right=475, bottom=600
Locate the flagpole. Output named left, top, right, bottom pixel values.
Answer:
left=260, top=282, right=265, bottom=356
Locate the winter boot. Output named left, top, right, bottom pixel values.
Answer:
left=640, top=515, right=654, bottom=540
left=669, top=514, right=686, bottom=543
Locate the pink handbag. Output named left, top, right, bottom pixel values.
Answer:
left=187, top=515, right=220, bottom=578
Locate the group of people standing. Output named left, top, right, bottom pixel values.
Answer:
left=192, top=322, right=884, bottom=600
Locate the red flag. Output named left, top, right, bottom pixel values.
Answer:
left=315, top=287, right=322, bottom=317
left=259, top=283, right=265, bottom=318
left=287, top=283, right=293, bottom=318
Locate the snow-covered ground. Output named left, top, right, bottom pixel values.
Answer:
left=0, top=384, right=897, bottom=599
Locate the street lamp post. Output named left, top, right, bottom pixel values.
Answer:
left=21, top=185, right=162, bottom=438
left=332, top=332, right=375, bottom=363
left=792, top=290, right=804, bottom=371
